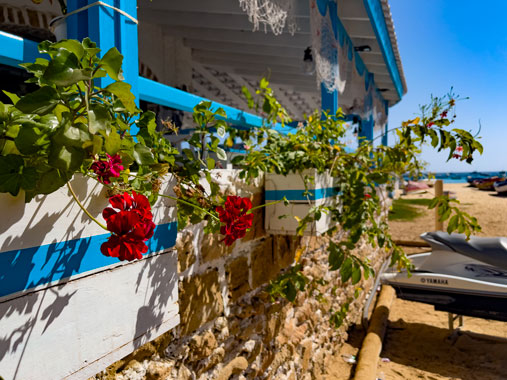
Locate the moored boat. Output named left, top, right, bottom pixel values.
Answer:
left=404, top=180, right=430, bottom=194
left=494, top=179, right=507, bottom=195
left=467, top=173, right=490, bottom=184
left=474, top=177, right=501, bottom=190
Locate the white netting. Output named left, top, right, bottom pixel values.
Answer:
left=309, top=0, right=345, bottom=93
left=239, top=0, right=297, bottom=35
left=309, top=0, right=387, bottom=130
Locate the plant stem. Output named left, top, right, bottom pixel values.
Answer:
left=249, top=198, right=284, bottom=212
left=85, top=79, right=91, bottom=133
left=158, top=193, right=220, bottom=221
left=67, top=182, right=108, bottom=231
left=84, top=173, right=220, bottom=222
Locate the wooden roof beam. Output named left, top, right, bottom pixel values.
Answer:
left=162, top=26, right=311, bottom=48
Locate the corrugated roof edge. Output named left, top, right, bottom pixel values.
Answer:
left=380, top=0, right=407, bottom=95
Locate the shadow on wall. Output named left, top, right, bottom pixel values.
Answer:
left=133, top=249, right=178, bottom=349
left=0, top=178, right=107, bottom=366
left=0, top=175, right=179, bottom=377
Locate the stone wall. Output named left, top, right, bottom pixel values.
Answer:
left=0, top=4, right=389, bottom=378
left=92, top=170, right=388, bottom=380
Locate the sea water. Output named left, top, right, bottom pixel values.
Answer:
left=407, top=171, right=506, bottom=184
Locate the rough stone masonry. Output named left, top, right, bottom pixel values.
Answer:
left=92, top=170, right=388, bottom=380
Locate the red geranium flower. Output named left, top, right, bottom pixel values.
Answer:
left=101, top=192, right=155, bottom=261
left=440, top=111, right=448, bottom=118
left=216, top=196, right=254, bottom=246
left=90, top=154, right=124, bottom=184
left=455, top=146, right=463, bottom=152
left=364, top=193, right=371, bottom=199
left=427, top=122, right=435, bottom=127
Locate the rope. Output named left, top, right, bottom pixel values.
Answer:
left=59, top=1, right=138, bottom=24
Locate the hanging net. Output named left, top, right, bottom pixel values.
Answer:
left=309, top=0, right=346, bottom=93
left=238, top=0, right=387, bottom=130
left=239, top=0, right=297, bottom=35
left=309, top=0, right=387, bottom=130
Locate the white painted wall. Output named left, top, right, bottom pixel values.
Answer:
left=0, top=175, right=179, bottom=380
left=0, top=250, right=179, bottom=380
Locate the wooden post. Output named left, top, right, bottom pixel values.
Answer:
left=435, top=179, right=444, bottom=231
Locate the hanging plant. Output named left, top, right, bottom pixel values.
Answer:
left=0, top=38, right=281, bottom=261
left=235, top=79, right=483, bottom=321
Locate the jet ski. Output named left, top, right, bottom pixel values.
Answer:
left=381, top=231, right=507, bottom=322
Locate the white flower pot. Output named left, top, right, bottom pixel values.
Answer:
left=49, top=16, right=67, bottom=41
left=0, top=175, right=179, bottom=380
left=265, top=169, right=338, bottom=235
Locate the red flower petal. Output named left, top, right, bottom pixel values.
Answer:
left=216, top=196, right=254, bottom=246
left=101, top=192, right=156, bottom=261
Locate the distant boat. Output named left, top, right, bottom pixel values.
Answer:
left=467, top=173, right=490, bottom=184
left=473, top=177, right=501, bottom=191
left=420, top=178, right=436, bottom=187
left=404, top=180, right=430, bottom=194
left=494, top=180, right=507, bottom=195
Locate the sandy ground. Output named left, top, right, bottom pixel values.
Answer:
left=327, top=183, right=507, bottom=380
left=390, top=183, right=507, bottom=241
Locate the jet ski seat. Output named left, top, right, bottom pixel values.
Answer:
left=422, top=231, right=507, bottom=270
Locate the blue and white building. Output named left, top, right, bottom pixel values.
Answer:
left=0, top=1, right=406, bottom=379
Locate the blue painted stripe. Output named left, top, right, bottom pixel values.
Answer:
left=0, top=221, right=177, bottom=298
left=265, top=187, right=339, bottom=201
left=0, top=31, right=41, bottom=68
left=138, top=77, right=294, bottom=135
left=363, top=0, right=404, bottom=99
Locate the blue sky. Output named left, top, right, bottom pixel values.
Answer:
left=387, top=0, right=507, bottom=172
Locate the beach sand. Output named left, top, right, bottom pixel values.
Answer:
left=377, top=183, right=507, bottom=380
left=327, top=183, right=507, bottom=380
left=390, top=182, right=507, bottom=242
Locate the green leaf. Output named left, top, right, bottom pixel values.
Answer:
left=329, top=244, right=345, bottom=271
left=42, top=48, right=91, bottom=86
left=241, top=86, right=255, bottom=108
left=89, top=134, right=103, bottom=155
left=53, top=123, right=91, bottom=149
left=26, top=167, right=70, bottom=201
left=53, top=40, right=85, bottom=60
left=104, top=131, right=121, bottom=154
left=216, top=147, right=227, bottom=161
left=133, top=143, right=156, bottom=165
left=88, top=104, right=112, bottom=134
left=217, top=125, right=226, bottom=138
left=340, top=257, right=353, bottom=283
left=15, top=124, right=49, bottom=154
left=2, top=90, right=20, bottom=105
left=105, top=81, right=136, bottom=113
left=262, top=98, right=272, bottom=114
left=207, top=157, right=215, bottom=170
left=447, top=214, right=459, bottom=233
left=0, top=102, right=7, bottom=120
left=0, top=155, right=37, bottom=196
left=19, top=58, right=49, bottom=78
left=99, top=47, right=124, bottom=81
left=49, top=144, right=85, bottom=171
left=284, top=281, right=297, bottom=302
left=15, top=86, right=59, bottom=115
left=351, top=266, right=361, bottom=284
left=428, top=197, right=440, bottom=209
left=37, top=40, right=52, bottom=54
